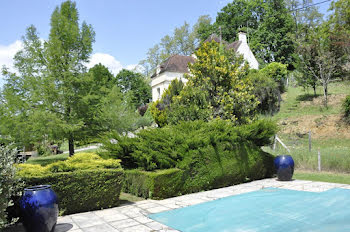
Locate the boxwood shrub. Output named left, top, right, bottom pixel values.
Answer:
left=20, top=169, right=124, bottom=215
left=16, top=153, right=124, bottom=215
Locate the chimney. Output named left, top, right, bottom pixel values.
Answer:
left=238, top=32, right=247, bottom=44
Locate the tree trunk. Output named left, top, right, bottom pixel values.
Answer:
left=68, top=135, right=74, bottom=157
left=313, top=84, right=317, bottom=96
left=323, top=83, right=328, bottom=108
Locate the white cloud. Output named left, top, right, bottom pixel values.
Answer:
left=87, top=53, right=123, bottom=75
left=126, top=64, right=145, bottom=73
left=0, top=40, right=23, bottom=73
left=0, top=41, right=138, bottom=80
left=87, top=53, right=142, bottom=75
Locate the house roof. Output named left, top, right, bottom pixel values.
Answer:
left=226, top=41, right=242, bottom=52
left=151, top=55, right=195, bottom=78
left=151, top=34, right=247, bottom=78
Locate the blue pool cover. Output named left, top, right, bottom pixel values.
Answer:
left=149, top=187, right=350, bottom=232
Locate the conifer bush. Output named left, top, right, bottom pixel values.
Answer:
left=0, top=145, right=22, bottom=229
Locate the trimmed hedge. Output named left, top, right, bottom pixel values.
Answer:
left=20, top=169, right=124, bottom=215
left=123, top=144, right=274, bottom=199
left=123, top=169, right=184, bottom=199
left=16, top=153, right=124, bottom=215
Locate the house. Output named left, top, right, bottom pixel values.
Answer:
left=151, top=32, right=258, bottom=102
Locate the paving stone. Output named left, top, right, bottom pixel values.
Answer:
left=137, top=202, right=162, bottom=209
left=55, top=222, right=79, bottom=232
left=146, top=206, right=171, bottom=214
left=121, top=224, right=154, bottom=232
left=134, top=215, right=153, bottom=224
left=94, top=208, right=129, bottom=222
left=110, top=218, right=140, bottom=230
left=145, top=221, right=169, bottom=230
left=81, top=223, right=119, bottom=232
left=71, top=212, right=105, bottom=228
left=158, top=229, right=180, bottom=232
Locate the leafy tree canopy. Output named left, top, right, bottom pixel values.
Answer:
left=115, top=69, right=151, bottom=108
left=152, top=41, right=259, bottom=126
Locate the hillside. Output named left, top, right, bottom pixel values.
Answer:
left=264, top=81, right=350, bottom=173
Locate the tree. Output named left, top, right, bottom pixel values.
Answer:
left=298, top=27, right=337, bottom=107
left=115, top=69, right=151, bottom=108
left=215, top=0, right=296, bottom=66
left=167, top=41, right=259, bottom=125
left=0, top=1, right=95, bottom=156
left=286, top=0, right=323, bottom=93
left=140, top=16, right=212, bottom=76
left=150, top=79, right=185, bottom=127
left=45, top=1, right=95, bottom=156
left=328, top=0, right=350, bottom=79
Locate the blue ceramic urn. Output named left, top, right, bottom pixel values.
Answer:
left=274, top=155, right=294, bottom=181
left=20, top=185, right=58, bottom=232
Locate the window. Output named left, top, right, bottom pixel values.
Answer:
left=157, top=88, right=161, bottom=99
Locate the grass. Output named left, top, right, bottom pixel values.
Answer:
left=294, top=170, right=350, bottom=185
left=26, top=153, right=69, bottom=166
left=273, top=81, right=350, bottom=120
left=119, top=192, right=145, bottom=205
left=26, top=146, right=103, bottom=166
left=265, top=81, right=350, bottom=173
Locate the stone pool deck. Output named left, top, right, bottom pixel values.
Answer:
left=9, top=178, right=350, bottom=232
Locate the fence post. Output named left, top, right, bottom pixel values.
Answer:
left=309, top=131, right=312, bottom=152
left=273, top=135, right=277, bottom=151
left=318, top=150, right=321, bottom=172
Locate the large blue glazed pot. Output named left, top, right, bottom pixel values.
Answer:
left=274, top=155, right=294, bottom=181
left=20, top=185, right=58, bottom=232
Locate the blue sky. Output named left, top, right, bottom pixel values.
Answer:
left=0, top=0, right=228, bottom=76
left=0, top=0, right=331, bottom=79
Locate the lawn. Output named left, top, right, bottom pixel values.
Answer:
left=26, top=153, right=69, bottom=166
left=263, top=81, right=350, bottom=173
left=294, top=170, right=350, bottom=185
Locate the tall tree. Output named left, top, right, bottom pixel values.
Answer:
left=140, top=16, right=212, bottom=76
left=328, top=0, right=350, bottom=79
left=215, top=0, right=296, bottom=66
left=116, top=69, right=151, bottom=108
left=45, top=0, right=95, bottom=156
left=0, top=1, right=95, bottom=156
left=166, top=41, right=259, bottom=125
left=298, top=27, right=337, bottom=107
left=286, top=0, right=323, bottom=93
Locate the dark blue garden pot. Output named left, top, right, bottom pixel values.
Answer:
left=274, top=155, right=294, bottom=181
left=20, top=185, right=58, bottom=232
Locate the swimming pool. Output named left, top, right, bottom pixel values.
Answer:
left=149, top=187, right=350, bottom=232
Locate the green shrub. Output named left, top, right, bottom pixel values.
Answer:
left=0, top=145, right=23, bottom=229
left=260, top=62, right=288, bottom=93
left=123, top=144, right=274, bottom=199
left=20, top=169, right=124, bottom=215
left=99, top=134, right=138, bottom=169
left=343, top=95, right=350, bottom=123
left=16, top=153, right=124, bottom=215
left=102, top=119, right=277, bottom=171
left=17, top=153, right=121, bottom=175
left=112, top=120, right=276, bottom=198
left=249, top=70, right=281, bottom=115
left=123, top=169, right=184, bottom=199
